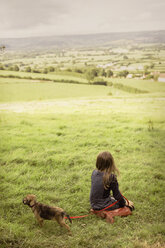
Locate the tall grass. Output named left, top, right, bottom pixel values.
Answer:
left=0, top=91, right=165, bottom=247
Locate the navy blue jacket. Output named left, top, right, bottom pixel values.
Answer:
left=90, top=169, right=125, bottom=210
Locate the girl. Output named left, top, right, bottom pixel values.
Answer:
left=90, top=151, right=134, bottom=211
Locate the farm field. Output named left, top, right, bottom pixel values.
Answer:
left=1, top=70, right=165, bottom=103
left=0, top=40, right=165, bottom=248
left=0, top=77, right=110, bottom=102
left=108, top=78, right=165, bottom=95
left=1, top=43, right=165, bottom=72
left=0, top=70, right=87, bottom=84
left=0, top=72, right=165, bottom=248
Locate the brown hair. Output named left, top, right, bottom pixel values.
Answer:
left=96, top=151, right=119, bottom=189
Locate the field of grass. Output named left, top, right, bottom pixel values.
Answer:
left=109, top=78, right=165, bottom=94
left=0, top=77, right=111, bottom=102
left=0, top=70, right=87, bottom=84
left=1, top=69, right=165, bottom=104
left=0, top=68, right=165, bottom=247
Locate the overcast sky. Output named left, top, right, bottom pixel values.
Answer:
left=1, top=0, right=165, bottom=38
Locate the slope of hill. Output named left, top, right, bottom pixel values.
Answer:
left=0, top=30, right=165, bottom=50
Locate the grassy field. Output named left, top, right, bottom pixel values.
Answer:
left=108, top=78, right=165, bottom=94
left=1, top=71, right=165, bottom=103
left=0, top=77, right=111, bottom=102
left=0, top=74, right=165, bottom=248
left=0, top=70, right=87, bottom=84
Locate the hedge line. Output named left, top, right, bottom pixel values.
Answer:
left=0, top=74, right=148, bottom=93
left=113, top=83, right=148, bottom=94
left=0, top=74, right=108, bottom=86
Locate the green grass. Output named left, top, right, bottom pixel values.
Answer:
left=0, top=77, right=111, bottom=102
left=0, top=75, right=165, bottom=247
left=1, top=75, right=165, bottom=103
left=0, top=70, right=87, bottom=84
left=109, top=78, right=165, bottom=94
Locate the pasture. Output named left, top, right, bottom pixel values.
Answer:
left=0, top=74, right=165, bottom=248
left=0, top=77, right=109, bottom=102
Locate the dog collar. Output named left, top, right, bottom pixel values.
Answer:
left=29, top=203, right=36, bottom=208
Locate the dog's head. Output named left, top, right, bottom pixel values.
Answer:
left=23, top=194, right=37, bottom=207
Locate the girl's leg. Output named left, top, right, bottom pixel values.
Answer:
left=106, top=197, right=121, bottom=211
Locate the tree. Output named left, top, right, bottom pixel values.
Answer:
left=48, top=66, right=54, bottom=72
left=118, top=70, right=129, bottom=78
left=0, top=45, right=6, bottom=53
left=123, top=70, right=129, bottom=77
left=100, top=69, right=106, bottom=77
left=0, top=64, right=4, bottom=70
left=32, top=69, right=40, bottom=73
left=144, top=65, right=150, bottom=75
left=144, top=65, right=149, bottom=75
left=66, top=68, right=72, bottom=72
left=25, top=66, right=31, bottom=72
left=123, top=55, right=128, bottom=59
left=153, top=74, right=159, bottom=82
left=75, top=68, right=83, bottom=73
left=85, top=68, right=98, bottom=82
left=86, top=70, right=95, bottom=82
left=150, top=63, right=154, bottom=69
left=107, top=70, right=113, bottom=78
left=43, top=68, right=48, bottom=74
left=13, top=65, right=19, bottom=71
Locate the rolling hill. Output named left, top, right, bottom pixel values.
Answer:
left=0, top=30, right=165, bottom=50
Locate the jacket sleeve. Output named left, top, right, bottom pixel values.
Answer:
left=110, top=175, right=125, bottom=207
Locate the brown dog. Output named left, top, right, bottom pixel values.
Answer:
left=23, top=194, right=72, bottom=232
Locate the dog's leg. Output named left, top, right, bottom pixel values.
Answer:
left=38, top=219, right=44, bottom=227
left=33, top=210, right=44, bottom=227
left=56, top=217, right=71, bottom=233
left=35, top=215, right=44, bottom=227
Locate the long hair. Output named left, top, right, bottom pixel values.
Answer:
left=96, top=151, right=119, bottom=189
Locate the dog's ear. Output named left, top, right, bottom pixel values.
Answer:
left=27, top=194, right=37, bottom=206
left=30, top=194, right=36, bottom=200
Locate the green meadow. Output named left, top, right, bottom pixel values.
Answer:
left=0, top=70, right=87, bottom=84
left=0, top=77, right=111, bottom=102
left=0, top=71, right=165, bottom=248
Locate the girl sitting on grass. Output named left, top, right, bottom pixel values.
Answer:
left=90, top=151, right=134, bottom=211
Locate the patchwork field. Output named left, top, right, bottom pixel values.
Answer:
left=0, top=73, right=165, bottom=248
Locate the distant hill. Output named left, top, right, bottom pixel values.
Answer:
left=1, top=30, right=165, bottom=50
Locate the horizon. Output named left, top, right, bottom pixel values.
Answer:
left=1, top=29, right=165, bottom=40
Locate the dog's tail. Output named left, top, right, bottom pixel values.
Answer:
left=62, top=212, right=72, bottom=224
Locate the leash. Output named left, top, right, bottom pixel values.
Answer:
left=65, top=214, right=90, bottom=219
left=64, top=193, right=129, bottom=220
